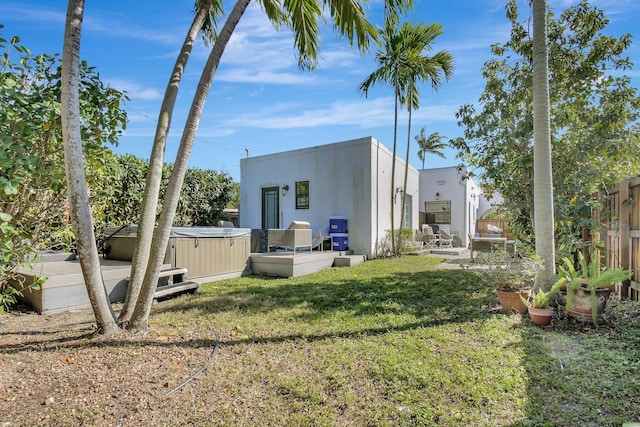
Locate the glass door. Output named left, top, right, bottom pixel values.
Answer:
left=261, top=187, right=279, bottom=229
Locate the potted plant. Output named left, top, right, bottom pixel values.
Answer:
left=558, top=251, right=632, bottom=323
left=521, top=278, right=566, bottom=327
left=477, top=251, right=543, bottom=314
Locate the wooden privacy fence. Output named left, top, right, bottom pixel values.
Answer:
left=593, top=176, right=640, bottom=300
left=475, top=219, right=515, bottom=240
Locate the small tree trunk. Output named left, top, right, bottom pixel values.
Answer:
left=128, top=0, right=252, bottom=332
left=61, top=0, right=120, bottom=336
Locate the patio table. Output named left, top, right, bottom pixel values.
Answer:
left=470, top=236, right=507, bottom=261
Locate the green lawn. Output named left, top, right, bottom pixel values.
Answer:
left=152, top=256, right=640, bottom=426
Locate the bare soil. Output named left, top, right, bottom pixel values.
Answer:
left=1, top=304, right=220, bottom=426
left=2, top=290, right=639, bottom=426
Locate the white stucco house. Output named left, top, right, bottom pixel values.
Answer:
left=239, top=136, right=419, bottom=259
left=418, top=166, right=482, bottom=248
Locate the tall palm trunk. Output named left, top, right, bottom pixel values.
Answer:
left=119, top=0, right=213, bottom=323
left=390, top=85, right=400, bottom=255
left=532, top=0, right=556, bottom=290
left=128, top=0, right=251, bottom=332
left=61, top=0, right=120, bottom=335
left=400, top=86, right=413, bottom=235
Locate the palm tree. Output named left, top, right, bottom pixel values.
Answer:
left=360, top=21, right=452, bottom=254
left=63, top=0, right=395, bottom=334
left=126, top=0, right=381, bottom=332
left=399, top=23, right=453, bottom=235
left=61, top=0, right=120, bottom=335
left=532, top=0, right=556, bottom=290
left=120, top=0, right=217, bottom=324
left=416, top=128, right=447, bottom=169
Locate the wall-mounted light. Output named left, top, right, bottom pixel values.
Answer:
left=435, top=192, right=440, bottom=200
left=394, top=187, right=404, bottom=203
left=281, top=184, right=289, bottom=196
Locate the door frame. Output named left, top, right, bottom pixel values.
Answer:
left=261, top=186, right=280, bottom=229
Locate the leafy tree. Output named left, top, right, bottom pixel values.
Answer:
left=415, top=128, right=447, bottom=169
left=452, top=0, right=640, bottom=261
left=226, top=181, right=240, bottom=209
left=175, top=168, right=233, bottom=226
left=100, top=153, right=233, bottom=229
left=106, top=154, right=149, bottom=227
left=0, top=25, right=126, bottom=310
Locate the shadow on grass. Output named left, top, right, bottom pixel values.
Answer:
left=157, top=268, right=495, bottom=323
left=515, top=301, right=640, bottom=426
left=2, top=264, right=499, bottom=354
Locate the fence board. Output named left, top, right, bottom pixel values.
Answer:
left=597, top=177, right=639, bottom=300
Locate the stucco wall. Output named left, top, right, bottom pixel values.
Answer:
left=239, top=136, right=419, bottom=258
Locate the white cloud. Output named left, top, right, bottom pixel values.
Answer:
left=215, top=69, right=315, bottom=85
left=0, top=3, right=65, bottom=23
left=221, top=97, right=460, bottom=130
left=83, top=15, right=182, bottom=45
left=108, top=79, right=162, bottom=101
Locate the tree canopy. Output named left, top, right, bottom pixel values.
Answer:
left=452, top=0, right=640, bottom=259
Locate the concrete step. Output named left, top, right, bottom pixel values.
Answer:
left=334, top=254, right=366, bottom=267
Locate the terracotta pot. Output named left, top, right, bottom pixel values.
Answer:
left=528, top=306, right=554, bottom=327
left=567, top=287, right=612, bottom=322
left=496, top=288, right=531, bottom=314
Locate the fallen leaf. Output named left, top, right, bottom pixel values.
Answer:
left=156, top=335, right=169, bottom=342
left=170, top=363, right=181, bottom=370
left=59, top=356, right=74, bottom=364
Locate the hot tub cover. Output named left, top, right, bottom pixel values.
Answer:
left=104, top=225, right=251, bottom=239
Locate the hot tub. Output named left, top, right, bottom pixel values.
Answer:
left=104, top=225, right=252, bottom=280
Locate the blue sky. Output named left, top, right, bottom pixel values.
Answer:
left=2, top=0, right=639, bottom=182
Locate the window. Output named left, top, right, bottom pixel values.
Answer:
left=425, top=200, right=451, bottom=224
left=295, top=181, right=309, bottom=209
left=403, top=194, right=413, bottom=229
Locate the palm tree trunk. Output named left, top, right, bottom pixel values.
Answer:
left=128, top=0, right=251, bottom=332
left=532, top=0, right=556, bottom=290
left=390, top=87, right=399, bottom=255
left=119, top=0, right=212, bottom=323
left=400, top=89, right=413, bottom=238
left=61, top=0, right=120, bottom=336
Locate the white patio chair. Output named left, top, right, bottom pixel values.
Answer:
left=421, top=225, right=441, bottom=248
left=438, top=229, right=454, bottom=248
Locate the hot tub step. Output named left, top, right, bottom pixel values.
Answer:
left=154, top=280, right=200, bottom=299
